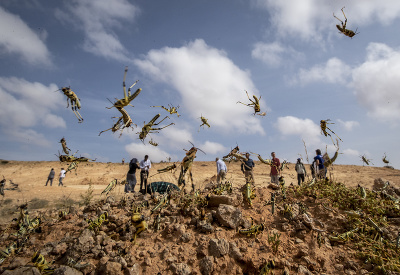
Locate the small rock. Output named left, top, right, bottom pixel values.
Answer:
left=53, top=265, right=83, bottom=275
left=207, top=195, right=237, bottom=207
left=180, top=233, right=191, bottom=243
left=208, top=238, right=229, bottom=257
left=52, top=242, right=68, bottom=255
left=2, top=267, right=41, bottom=275
left=215, top=204, right=242, bottom=229
left=295, top=238, right=303, bottom=244
left=169, top=263, right=191, bottom=275
left=334, top=264, right=344, bottom=271
left=166, top=256, right=178, bottom=265
left=7, top=257, right=25, bottom=270
left=197, top=220, right=215, bottom=234
left=297, top=265, right=313, bottom=275
left=199, top=256, right=214, bottom=275
left=103, top=261, right=123, bottom=275
left=124, top=263, right=141, bottom=275
left=229, top=242, right=243, bottom=262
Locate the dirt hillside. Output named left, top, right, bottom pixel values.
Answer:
left=0, top=160, right=399, bottom=275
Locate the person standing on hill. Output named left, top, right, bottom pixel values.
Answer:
left=126, top=158, right=139, bottom=193
left=270, top=152, right=281, bottom=185
left=45, top=168, right=55, bottom=186
left=314, top=149, right=326, bottom=179
left=58, top=168, right=66, bottom=186
left=139, top=155, right=151, bottom=194
left=215, top=157, right=227, bottom=183
left=241, top=153, right=255, bottom=184
left=295, top=158, right=307, bottom=185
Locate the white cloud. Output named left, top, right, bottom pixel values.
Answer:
left=160, top=127, right=194, bottom=150
left=125, top=142, right=176, bottom=163
left=0, top=77, right=66, bottom=146
left=0, top=6, right=51, bottom=65
left=295, top=57, right=351, bottom=85
left=351, top=43, right=400, bottom=123
left=343, top=148, right=360, bottom=157
left=134, top=39, right=265, bottom=135
left=251, top=41, right=303, bottom=66
left=254, top=1, right=400, bottom=41
left=8, top=128, right=51, bottom=147
left=275, top=116, right=321, bottom=146
left=56, top=0, right=139, bottom=61
left=199, top=141, right=227, bottom=155
left=337, top=119, right=359, bottom=131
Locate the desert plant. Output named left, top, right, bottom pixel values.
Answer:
left=55, top=193, right=76, bottom=209
left=29, top=198, right=49, bottom=209
left=80, top=181, right=94, bottom=206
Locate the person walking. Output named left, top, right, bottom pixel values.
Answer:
left=58, top=168, right=66, bottom=186
left=270, top=152, right=281, bottom=185
left=314, top=149, right=326, bottom=179
left=241, top=153, right=255, bottom=184
left=215, top=157, right=227, bottom=183
left=126, top=158, right=139, bottom=193
left=139, top=155, right=151, bottom=194
left=45, top=168, right=55, bottom=186
left=295, top=158, right=307, bottom=185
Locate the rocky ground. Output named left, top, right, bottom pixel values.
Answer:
left=0, top=160, right=399, bottom=275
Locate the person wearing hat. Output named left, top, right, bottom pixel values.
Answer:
left=126, top=158, right=139, bottom=193
left=295, top=158, right=307, bottom=185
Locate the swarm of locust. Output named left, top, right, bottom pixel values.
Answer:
left=131, top=212, right=147, bottom=244
left=242, top=181, right=256, bottom=208
left=87, top=212, right=108, bottom=232
left=294, top=178, right=400, bottom=272
left=238, top=217, right=264, bottom=237
left=212, top=181, right=232, bottom=195
left=31, top=252, right=55, bottom=274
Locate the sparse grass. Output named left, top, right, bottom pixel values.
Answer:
left=55, top=193, right=77, bottom=209
left=28, top=198, right=50, bottom=209
left=80, top=181, right=94, bottom=206
left=3, top=198, right=12, bottom=204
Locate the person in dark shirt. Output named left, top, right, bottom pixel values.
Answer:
left=126, top=158, right=139, bottom=193
left=241, top=153, right=255, bottom=184
left=45, top=168, right=55, bottom=186
left=314, top=149, right=326, bottom=179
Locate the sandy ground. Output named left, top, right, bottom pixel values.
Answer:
left=0, top=159, right=399, bottom=223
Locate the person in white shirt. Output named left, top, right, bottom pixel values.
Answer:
left=215, top=157, right=227, bottom=183
left=59, top=168, right=66, bottom=186
left=139, top=155, right=151, bottom=193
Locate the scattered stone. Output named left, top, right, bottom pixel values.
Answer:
left=2, top=267, right=40, bottom=274
left=229, top=242, right=243, bottom=262
left=169, top=263, right=191, bottom=275
left=124, top=263, right=141, bottom=275
left=215, top=204, right=242, bottom=229
left=199, top=256, right=214, bottom=275
left=7, top=257, right=25, bottom=270
left=197, top=220, right=215, bottom=233
left=53, top=265, right=83, bottom=275
left=207, top=194, right=237, bottom=207
left=208, top=238, right=229, bottom=258
left=52, top=242, right=68, bottom=255
left=103, top=261, right=123, bottom=275
left=297, top=265, right=313, bottom=275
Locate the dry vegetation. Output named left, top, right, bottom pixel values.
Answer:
left=0, top=160, right=400, bottom=274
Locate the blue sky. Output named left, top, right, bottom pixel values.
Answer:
left=1, top=0, right=400, bottom=168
